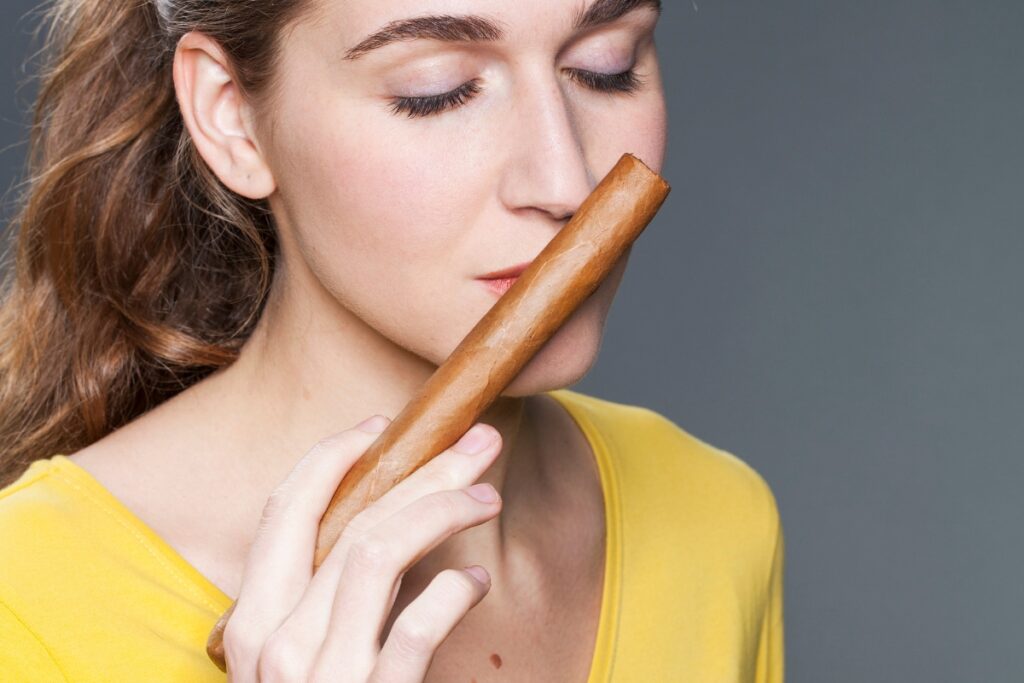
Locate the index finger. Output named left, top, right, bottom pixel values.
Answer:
left=232, top=416, right=391, bottom=632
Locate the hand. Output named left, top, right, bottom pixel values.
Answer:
left=221, top=414, right=504, bottom=682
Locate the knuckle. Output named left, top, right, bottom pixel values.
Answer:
left=438, top=567, right=481, bottom=600
left=418, top=464, right=458, bottom=492
left=432, top=490, right=465, bottom=520
left=347, top=533, right=393, bottom=573
left=339, top=509, right=376, bottom=542
left=222, top=618, right=262, bottom=662
left=258, top=632, right=305, bottom=681
left=305, top=430, right=364, bottom=463
left=259, top=485, right=290, bottom=524
left=287, top=430, right=372, bottom=489
left=305, top=436, right=341, bottom=462
left=325, top=426, right=374, bottom=449
left=388, top=614, right=438, bottom=658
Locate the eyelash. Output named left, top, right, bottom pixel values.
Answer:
left=388, top=67, right=645, bottom=119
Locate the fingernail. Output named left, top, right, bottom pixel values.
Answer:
left=465, top=482, right=500, bottom=503
left=453, top=424, right=495, bottom=454
left=355, top=414, right=390, bottom=433
left=464, top=565, right=490, bottom=585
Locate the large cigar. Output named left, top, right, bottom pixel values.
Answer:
left=207, top=152, right=670, bottom=671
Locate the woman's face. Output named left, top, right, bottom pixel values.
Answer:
left=259, top=0, right=666, bottom=394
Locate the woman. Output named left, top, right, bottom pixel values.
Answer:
left=0, top=0, right=784, bottom=680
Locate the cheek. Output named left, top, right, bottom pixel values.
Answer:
left=274, top=86, right=501, bottom=270
left=276, top=118, right=461, bottom=261
left=266, top=93, right=496, bottom=361
left=618, top=97, right=667, bottom=172
left=581, top=81, right=668, bottom=174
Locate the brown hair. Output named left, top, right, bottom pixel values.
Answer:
left=0, top=0, right=313, bottom=487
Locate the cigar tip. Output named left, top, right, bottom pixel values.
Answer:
left=619, top=152, right=671, bottom=193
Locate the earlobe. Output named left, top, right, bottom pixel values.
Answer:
left=172, top=32, right=276, bottom=199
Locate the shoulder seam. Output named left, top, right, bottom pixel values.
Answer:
left=0, top=592, right=70, bottom=682
left=656, top=409, right=776, bottom=496
left=0, top=461, right=56, bottom=503
left=46, top=467, right=225, bottom=613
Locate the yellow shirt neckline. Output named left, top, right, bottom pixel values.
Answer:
left=46, top=387, right=622, bottom=682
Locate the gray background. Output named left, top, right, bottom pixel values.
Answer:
left=1, top=1, right=1021, bottom=681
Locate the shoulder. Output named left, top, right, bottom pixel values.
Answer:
left=0, top=459, right=82, bottom=589
left=0, top=459, right=228, bottom=679
left=549, top=388, right=782, bottom=563
left=0, top=458, right=85, bottom=654
left=0, top=455, right=143, bottom=611
left=549, top=388, right=780, bottom=505
left=0, top=458, right=73, bottom=549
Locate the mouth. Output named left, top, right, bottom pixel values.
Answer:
left=476, top=260, right=533, bottom=297
left=479, top=276, right=519, bottom=296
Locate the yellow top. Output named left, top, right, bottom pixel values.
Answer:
left=0, top=388, right=784, bottom=681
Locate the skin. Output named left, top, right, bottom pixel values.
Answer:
left=71, top=0, right=666, bottom=678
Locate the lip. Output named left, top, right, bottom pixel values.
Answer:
left=480, top=276, right=519, bottom=296
left=476, top=260, right=534, bottom=281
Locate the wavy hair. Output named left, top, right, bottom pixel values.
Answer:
left=0, top=0, right=313, bottom=487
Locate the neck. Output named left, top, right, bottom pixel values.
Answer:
left=188, top=256, right=549, bottom=576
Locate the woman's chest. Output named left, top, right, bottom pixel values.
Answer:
left=381, top=533, right=606, bottom=683
left=421, top=577, right=604, bottom=683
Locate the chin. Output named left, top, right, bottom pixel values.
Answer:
left=497, top=252, right=629, bottom=398
left=499, top=302, right=607, bottom=397
left=440, top=249, right=629, bottom=398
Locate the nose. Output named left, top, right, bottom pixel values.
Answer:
left=497, top=67, right=595, bottom=224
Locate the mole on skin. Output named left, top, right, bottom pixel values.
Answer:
left=490, top=652, right=503, bottom=668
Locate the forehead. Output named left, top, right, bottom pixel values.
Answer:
left=303, top=0, right=659, bottom=58
left=323, top=0, right=576, bottom=31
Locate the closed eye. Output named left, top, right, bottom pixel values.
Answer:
left=388, top=67, right=645, bottom=119
left=388, top=78, right=484, bottom=118
left=565, top=67, right=645, bottom=94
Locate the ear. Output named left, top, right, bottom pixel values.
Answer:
left=172, top=31, right=276, bottom=199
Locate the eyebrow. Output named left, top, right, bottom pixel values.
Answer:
left=342, top=0, right=662, bottom=61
